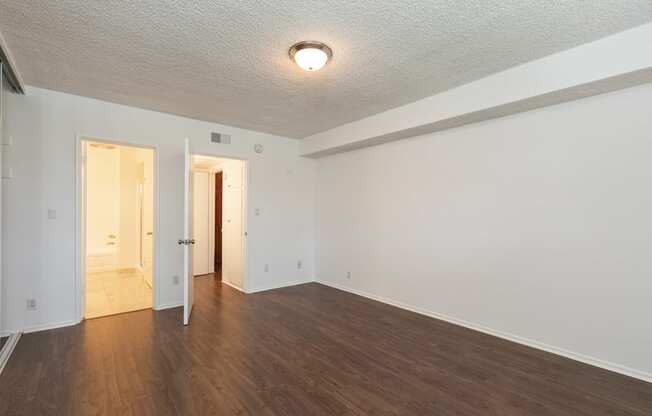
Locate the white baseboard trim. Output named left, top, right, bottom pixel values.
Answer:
left=155, top=301, right=183, bottom=311
left=0, top=332, right=22, bottom=376
left=1, top=320, right=78, bottom=336
left=222, top=280, right=246, bottom=292
left=23, top=320, right=78, bottom=334
left=246, top=278, right=314, bottom=294
left=317, top=279, right=652, bottom=384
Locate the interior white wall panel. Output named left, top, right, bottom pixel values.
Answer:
left=315, top=83, right=652, bottom=380
left=1, top=86, right=315, bottom=333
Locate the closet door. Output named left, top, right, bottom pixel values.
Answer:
left=222, top=161, right=245, bottom=289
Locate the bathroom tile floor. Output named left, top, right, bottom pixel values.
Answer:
left=85, top=269, right=152, bottom=319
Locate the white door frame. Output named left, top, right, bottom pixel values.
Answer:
left=74, top=134, right=160, bottom=323
left=191, top=153, right=249, bottom=292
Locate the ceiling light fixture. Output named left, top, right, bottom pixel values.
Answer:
left=289, top=41, right=333, bottom=71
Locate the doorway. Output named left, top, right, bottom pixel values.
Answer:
left=191, top=155, right=246, bottom=290
left=81, top=140, right=155, bottom=319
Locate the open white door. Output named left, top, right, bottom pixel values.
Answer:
left=182, top=138, right=195, bottom=325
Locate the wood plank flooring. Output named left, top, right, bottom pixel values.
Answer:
left=0, top=276, right=650, bottom=415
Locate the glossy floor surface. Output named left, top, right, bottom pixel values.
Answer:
left=0, top=276, right=650, bottom=415
left=85, top=269, right=152, bottom=319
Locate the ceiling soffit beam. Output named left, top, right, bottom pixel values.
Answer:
left=0, top=28, right=25, bottom=94
left=301, top=23, right=652, bottom=158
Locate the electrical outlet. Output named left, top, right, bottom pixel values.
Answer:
left=346, top=271, right=352, bottom=279
left=26, top=299, right=37, bottom=310
left=173, top=275, right=180, bottom=284
left=264, top=264, right=269, bottom=272
left=255, top=208, right=260, bottom=216
left=297, top=260, right=302, bottom=269
left=47, top=209, right=57, bottom=219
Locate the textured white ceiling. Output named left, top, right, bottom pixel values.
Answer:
left=1, top=1, right=651, bottom=138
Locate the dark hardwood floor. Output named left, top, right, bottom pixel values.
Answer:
left=0, top=277, right=650, bottom=415
left=195, top=268, right=221, bottom=281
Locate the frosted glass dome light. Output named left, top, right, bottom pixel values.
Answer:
left=289, top=41, right=333, bottom=72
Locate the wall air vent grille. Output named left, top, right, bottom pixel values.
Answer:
left=211, top=132, right=231, bottom=144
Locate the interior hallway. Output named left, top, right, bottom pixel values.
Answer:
left=1, top=276, right=650, bottom=415
left=85, top=269, right=152, bottom=318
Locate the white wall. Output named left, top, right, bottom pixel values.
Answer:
left=85, top=145, right=154, bottom=273
left=0, top=70, right=8, bottom=334
left=141, top=147, right=154, bottom=286
left=316, top=83, right=652, bottom=380
left=1, top=86, right=315, bottom=333
left=86, top=144, right=120, bottom=271
left=117, top=146, right=153, bottom=270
